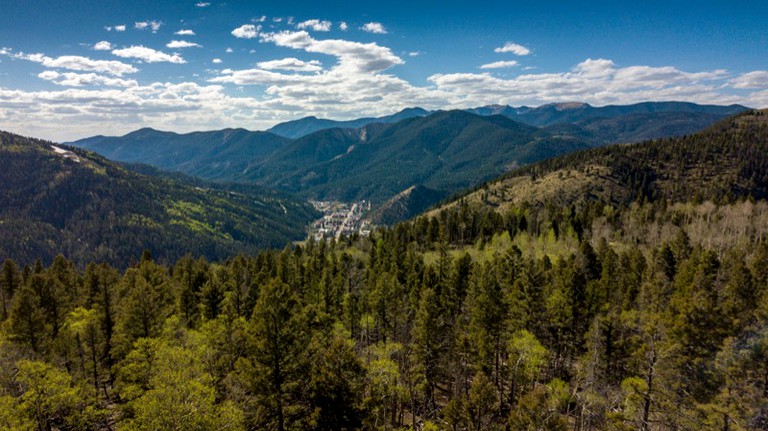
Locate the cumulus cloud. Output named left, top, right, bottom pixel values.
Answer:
left=166, top=40, right=201, bottom=48
left=297, top=19, right=332, bottom=32
left=259, top=31, right=403, bottom=74
left=408, top=51, right=422, bottom=57
left=428, top=58, right=735, bottom=107
left=730, top=71, right=768, bottom=89
left=480, top=60, right=519, bottom=69
left=175, top=29, right=196, bottom=36
left=195, top=2, right=210, bottom=6
left=257, top=58, right=323, bottom=72
left=93, top=41, right=113, bottom=51
left=135, top=21, right=162, bottom=33
left=112, top=46, right=186, bottom=63
left=231, top=24, right=260, bottom=39
left=226, top=47, right=233, bottom=53
left=115, top=25, right=126, bottom=32
left=208, top=32, right=429, bottom=121
left=361, top=22, right=387, bottom=34
left=494, top=42, right=530, bottom=56
left=0, top=80, right=298, bottom=141
left=37, top=71, right=138, bottom=87
left=11, top=52, right=138, bottom=76
left=212, top=58, right=222, bottom=64
left=339, top=22, right=348, bottom=31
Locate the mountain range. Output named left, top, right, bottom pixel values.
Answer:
left=431, top=108, right=768, bottom=216
left=0, top=131, right=317, bottom=267
left=266, top=107, right=430, bottom=139
left=68, top=102, right=748, bottom=223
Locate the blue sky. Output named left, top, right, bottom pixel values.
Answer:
left=0, top=0, right=766, bottom=141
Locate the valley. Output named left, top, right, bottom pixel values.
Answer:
left=2, top=1, right=767, bottom=429
left=68, top=102, right=748, bottom=225
left=2, top=107, right=768, bottom=431
left=309, top=199, right=373, bottom=240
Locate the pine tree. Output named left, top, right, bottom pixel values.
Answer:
left=240, top=278, right=310, bottom=431
left=9, top=284, right=47, bottom=353
left=0, top=258, right=21, bottom=321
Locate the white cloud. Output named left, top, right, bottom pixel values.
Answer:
left=175, top=29, right=196, bottom=36
left=231, top=24, right=260, bottom=39
left=494, top=42, right=530, bottom=56
left=408, top=51, right=421, bottom=57
left=0, top=81, right=286, bottom=141
left=428, top=59, right=736, bottom=107
left=208, top=32, right=423, bottom=120
left=254, top=16, right=267, bottom=23
left=112, top=46, right=186, bottom=64
left=361, top=22, right=387, bottom=34
left=135, top=21, right=162, bottom=33
left=104, top=26, right=112, bottom=31
left=480, top=60, right=519, bottom=69
left=257, top=58, right=323, bottom=72
left=2, top=27, right=765, bottom=144
left=259, top=31, right=403, bottom=74
left=93, top=41, right=113, bottom=51
left=115, top=25, right=126, bottom=32
left=11, top=52, right=138, bottom=76
left=297, top=19, right=332, bottom=32
left=37, top=71, right=138, bottom=88
left=226, top=47, right=234, bottom=53
left=339, top=22, right=348, bottom=31
left=166, top=40, right=202, bottom=49
left=730, top=71, right=768, bottom=89
left=195, top=2, right=210, bottom=7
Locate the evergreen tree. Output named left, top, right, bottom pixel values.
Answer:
left=238, top=278, right=310, bottom=431
left=0, top=259, right=21, bottom=321
left=9, top=284, right=47, bottom=353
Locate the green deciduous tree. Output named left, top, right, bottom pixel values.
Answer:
left=15, top=359, right=103, bottom=431
left=118, top=342, right=244, bottom=431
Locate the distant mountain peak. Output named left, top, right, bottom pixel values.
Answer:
left=553, top=102, right=590, bottom=110
left=266, top=108, right=431, bottom=139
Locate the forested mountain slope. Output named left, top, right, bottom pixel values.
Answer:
left=69, top=127, right=291, bottom=181
left=266, top=107, right=430, bottom=138
left=1, top=112, right=768, bottom=430
left=247, top=110, right=592, bottom=203
left=467, top=101, right=748, bottom=127
left=0, top=131, right=317, bottom=267
left=435, top=109, right=768, bottom=214
left=67, top=103, right=746, bottom=226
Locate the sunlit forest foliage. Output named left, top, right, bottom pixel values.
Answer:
left=2, top=195, right=768, bottom=430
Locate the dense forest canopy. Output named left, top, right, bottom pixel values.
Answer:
left=2, top=196, right=768, bottom=430
left=0, top=131, right=318, bottom=268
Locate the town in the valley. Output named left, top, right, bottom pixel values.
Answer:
left=309, top=200, right=373, bottom=241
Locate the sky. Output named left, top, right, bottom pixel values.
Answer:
left=0, top=0, right=767, bottom=141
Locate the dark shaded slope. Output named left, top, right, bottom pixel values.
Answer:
left=68, top=127, right=291, bottom=181
left=251, top=111, right=592, bottom=204
left=369, top=185, right=450, bottom=225
left=0, top=131, right=318, bottom=267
